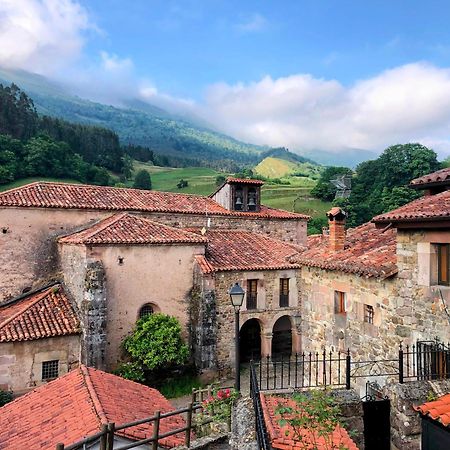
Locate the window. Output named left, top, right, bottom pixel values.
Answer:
left=364, top=305, right=374, bottom=324
left=279, top=278, right=290, bottom=307
left=247, top=279, right=258, bottom=310
left=139, top=304, right=154, bottom=320
left=42, top=360, right=59, bottom=381
left=334, top=291, right=346, bottom=314
left=437, top=244, right=450, bottom=286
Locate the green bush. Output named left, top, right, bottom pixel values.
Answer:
left=0, top=390, right=13, bottom=407
left=114, top=361, right=145, bottom=382
left=133, top=169, right=152, bottom=190
left=123, top=313, right=189, bottom=371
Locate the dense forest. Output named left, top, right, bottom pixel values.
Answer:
left=311, top=143, right=441, bottom=230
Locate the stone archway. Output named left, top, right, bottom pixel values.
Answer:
left=272, top=315, right=292, bottom=358
left=239, top=318, right=262, bottom=362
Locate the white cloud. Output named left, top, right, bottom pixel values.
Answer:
left=0, top=0, right=92, bottom=75
left=100, top=52, right=134, bottom=73
left=202, top=63, right=450, bottom=158
left=235, top=13, right=267, bottom=33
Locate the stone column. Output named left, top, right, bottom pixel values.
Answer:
left=261, top=331, right=273, bottom=358
left=292, top=329, right=302, bottom=354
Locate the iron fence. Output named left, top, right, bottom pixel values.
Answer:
left=249, top=361, right=272, bottom=450
left=254, top=341, right=450, bottom=391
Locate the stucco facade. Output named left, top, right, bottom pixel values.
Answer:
left=0, top=335, right=80, bottom=393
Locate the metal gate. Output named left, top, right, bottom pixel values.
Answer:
left=362, top=382, right=390, bottom=450
left=417, top=341, right=450, bottom=380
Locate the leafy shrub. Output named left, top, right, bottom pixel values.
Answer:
left=114, top=361, right=145, bottom=382
left=202, top=388, right=239, bottom=423
left=123, top=313, right=189, bottom=371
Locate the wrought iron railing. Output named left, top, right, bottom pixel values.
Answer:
left=249, top=361, right=272, bottom=450
left=254, top=342, right=450, bottom=391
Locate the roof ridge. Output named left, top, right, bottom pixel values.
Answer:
left=80, top=366, right=109, bottom=425
left=0, top=285, right=57, bottom=331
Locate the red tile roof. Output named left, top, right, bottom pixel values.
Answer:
left=414, top=393, right=450, bottom=427
left=372, top=190, right=450, bottom=224
left=293, top=222, right=397, bottom=279
left=226, top=177, right=265, bottom=185
left=195, top=230, right=301, bottom=273
left=60, top=213, right=207, bottom=245
left=0, top=284, right=80, bottom=343
left=410, top=167, right=450, bottom=187
left=0, top=181, right=307, bottom=220
left=0, top=365, right=186, bottom=449
left=261, top=394, right=359, bottom=450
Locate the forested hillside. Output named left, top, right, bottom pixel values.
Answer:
left=0, top=69, right=266, bottom=171
left=0, top=83, right=123, bottom=185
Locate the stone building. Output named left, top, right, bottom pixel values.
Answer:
left=0, top=284, right=80, bottom=393
left=1, top=170, right=450, bottom=391
left=0, top=178, right=308, bottom=387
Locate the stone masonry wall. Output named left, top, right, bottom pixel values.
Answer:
left=300, top=266, right=398, bottom=361
left=0, top=335, right=80, bottom=393
left=383, top=379, right=450, bottom=450
left=210, top=269, right=302, bottom=374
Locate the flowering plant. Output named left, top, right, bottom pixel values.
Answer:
left=202, top=388, right=239, bottom=423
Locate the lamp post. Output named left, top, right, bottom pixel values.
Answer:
left=229, top=282, right=245, bottom=391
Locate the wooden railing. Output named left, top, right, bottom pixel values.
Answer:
left=55, top=384, right=233, bottom=450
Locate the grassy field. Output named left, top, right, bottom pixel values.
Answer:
left=131, top=161, right=223, bottom=196
left=254, top=156, right=323, bottom=180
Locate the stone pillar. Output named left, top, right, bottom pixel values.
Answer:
left=261, top=331, right=272, bottom=358
left=292, top=329, right=302, bottom=354
left=82, top=261, right=107, bottom=370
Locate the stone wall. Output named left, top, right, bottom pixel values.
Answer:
left=395, top=230, right=450, bottom=344
left=0, top=335, right=80, bottom=393
left=383, top=379, right=450, bottom=450
left=203, top=269, right=302, bottom=373
left=0, top=207, right=306, bottom=302
left=300, top=266, right=398, bottom=360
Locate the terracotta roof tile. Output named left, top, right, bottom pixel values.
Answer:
left=60, top=213, right=207, bottom=245
left=226, top=177, right=265, bottom=185
left=372, top=190, right=450, bottom=224
left=0, top=181, right=307, bottom=220
left=261, top=394, right=359, bottom=450
left=195, top=230, right=301, bottom=273
left=0, top=365, right=185, bottom=449
left=414, top=393, right=450, bottom=427
left=410, top=167, right=450, bottom=187
left=293, top=222, right=397, bottom=279
left=0, top=284, right=80, bottom=343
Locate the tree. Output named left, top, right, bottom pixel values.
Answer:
left=133, top=169, right=152, bottom=190
left=215, top=174, right=226, bottom=186
left=344, top=143, right=440, bottom=227
left=123, top=313, right=189, bottom=371
left=177, top=179, right=188, bottom=189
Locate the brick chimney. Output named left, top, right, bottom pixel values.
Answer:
left=326, top=207, right=347, bottom=252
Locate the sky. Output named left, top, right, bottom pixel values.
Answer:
left=2, top=0, right=450, bottom=156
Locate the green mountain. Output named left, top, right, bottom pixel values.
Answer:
left=0, top=68, right=267, bottom=169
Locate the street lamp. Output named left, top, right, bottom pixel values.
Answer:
left=229, top=282, right=245, bottom=391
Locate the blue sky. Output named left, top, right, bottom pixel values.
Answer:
left=2, top=0, right=450, bottom=156
left=83, top=0, right=450, bottom=98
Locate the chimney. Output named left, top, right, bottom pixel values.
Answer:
left=326, top=207, right=347, bottom=252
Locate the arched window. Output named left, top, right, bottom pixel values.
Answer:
left=138, top=303, right=154, bottom=320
